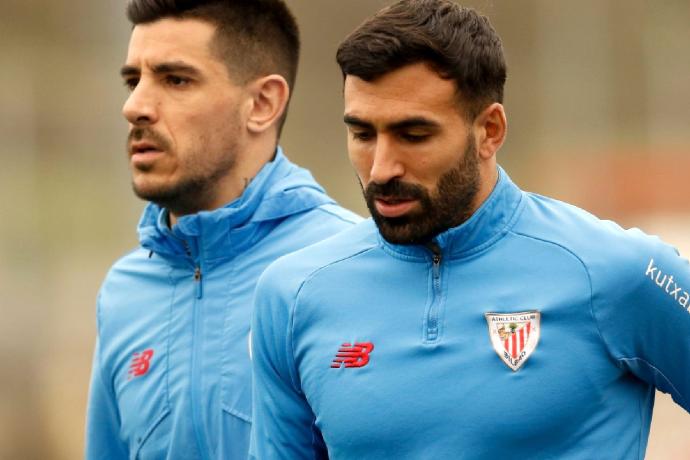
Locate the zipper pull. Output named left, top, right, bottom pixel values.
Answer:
left=194, top=266, right=202, bottom=299
left=426, top=241, right=442, bottom=279
left=432, top=254, right=441, bottom=279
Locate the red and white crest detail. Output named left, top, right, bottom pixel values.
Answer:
left=485, top=311, right=540, bottom=371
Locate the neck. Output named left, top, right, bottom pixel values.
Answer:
left=167, top=139, right=278, bottom=226
left=470, top=161, right=499, bottom=215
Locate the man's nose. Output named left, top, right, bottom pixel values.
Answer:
left=369, top=136, right=404, bottom=184
left=122, top=81, right=158, bottom=125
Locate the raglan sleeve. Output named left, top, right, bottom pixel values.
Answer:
left=249, top=263, right=328, bottom=460
left=85, top=297, right=129, bottom=460
left=592, top=231, right=690, bottom=412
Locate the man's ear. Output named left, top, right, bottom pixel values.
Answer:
left=474, top=102, right=507, bottom=160
left=246, top=75, right=290, bottom=134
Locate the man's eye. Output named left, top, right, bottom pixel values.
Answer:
left=166, top=75, right=190, bottom=86
left=351, top=131, right=374, bottom=141
left=401, top=133, right=430, bottom=143
left=123, top=78, right=139, bottom=91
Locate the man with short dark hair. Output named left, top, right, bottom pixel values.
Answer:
left=250, top=1, right=690, bottom=458
left=85, top=1, right=359, bottom=458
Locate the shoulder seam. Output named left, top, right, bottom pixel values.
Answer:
left=618, top=357, right=689, bottom=409
left=285, top=245, right=377, bottom=390
left=313, top=205, right=361, bottom=225
left=509, top=230, right=619, bottom=363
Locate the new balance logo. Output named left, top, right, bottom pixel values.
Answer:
left=331, top=342, right=374, bottom=368
left=128, top=349, right=154, bottom=379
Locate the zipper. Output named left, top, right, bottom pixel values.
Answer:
left=190, top=281, right=209, bottom=460
left=425, top=242, right=443, bottom=342
left=183, top=241, right=204, bottom=299
left=183, top=237, right=209, bottom=459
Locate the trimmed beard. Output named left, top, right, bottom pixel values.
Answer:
left=129, top=127, right=237, bottom=217
left=364, top=134, right=480, bottom=245
left=132, top=169, right=232, bottom=216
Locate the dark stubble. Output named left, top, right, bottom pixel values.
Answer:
left=128, top=127, right=236, bottom=216
left=364, top=134, right=480, bottom=245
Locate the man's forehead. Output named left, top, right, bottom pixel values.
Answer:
left=343, top=64, right=460, bottom=126
left=126, top=17, right=216, bottom=66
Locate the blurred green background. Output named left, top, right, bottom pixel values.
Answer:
left=1, top=1, right=689, bottom=458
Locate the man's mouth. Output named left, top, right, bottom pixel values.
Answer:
left=130, top=141, right=162, bottom=155
left=374, top=196, right=418, bottom=218
left=129, top=140, right=166, bottom=169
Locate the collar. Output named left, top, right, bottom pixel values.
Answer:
left=137, top=147, right=334, bottom=261
left=379, top=166, right=524, bottom=260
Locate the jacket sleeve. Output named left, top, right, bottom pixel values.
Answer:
left=250, top=267, right=328, bottom=459
left=85, top=301, right=129, bottom=459
left=592, top=233, right=690, bottom=412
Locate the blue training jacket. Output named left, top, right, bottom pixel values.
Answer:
left=251, top=166, right=690, bottom=459
left=85, top=148, right=360, bottom=460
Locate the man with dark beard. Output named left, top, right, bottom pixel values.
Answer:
left=249, top=1, right=690, bottom=459
left=84, top=1, right=359, bottom=459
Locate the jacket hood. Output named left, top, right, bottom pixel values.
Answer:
left=137, top=147, right=335, bottom=260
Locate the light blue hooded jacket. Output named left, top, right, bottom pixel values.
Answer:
left=86, top=149, right=360, bottom=459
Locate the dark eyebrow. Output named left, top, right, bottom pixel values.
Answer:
left=151, top=62, right=202, bottom=77
left=120, top=65, right=139, bottom=78
left=388, top=117, right=440, bottom=131
left=343, top=115, right=440, bottom=131
left=119, top=61, right=202, bottom=79
left=343, top=115, right=373, bottom=129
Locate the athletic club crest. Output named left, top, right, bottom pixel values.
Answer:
left=484, top=311, right=540, bottom=371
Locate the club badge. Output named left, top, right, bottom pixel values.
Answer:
left=484, top=311, right=540, bottom=371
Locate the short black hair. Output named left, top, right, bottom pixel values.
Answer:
left=336, top=0, right=506, bottom=120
